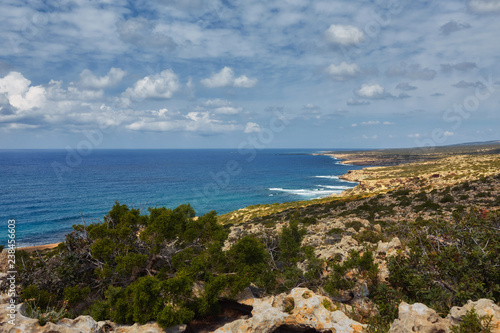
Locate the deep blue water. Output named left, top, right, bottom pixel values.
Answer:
left=0, top=149, right=361, bottom=247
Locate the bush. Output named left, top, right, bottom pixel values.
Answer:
left=450, top=308, right=493, bottom=333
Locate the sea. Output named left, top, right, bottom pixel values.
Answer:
left=0, top=149, right=361, bottom=247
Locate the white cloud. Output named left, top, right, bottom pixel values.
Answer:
left=204, top=99, right=231, bottom=107
left=361, top=120, right=380, bottom=125
left=383, top=121, right=395, bottom=125
left=355, top=83, right=388, bottom=99
left=121, top=70, right=180, bottom=105
left=201, top=67, right=257, bottom=88
left=362, top=134, right=378, bottom=139
left=351, top=123, right=358, bottom=127
left=244, top=122, right=262, bottom=133
left=234, top=75, right=258, bottom=88
left=213, top=106, right=242, bottom=115
left=78, top=68, right=126, bottom=89
left=469, top=0, right=500, bottom=13
left=324, top=24, right=364, bottom=45
left=408, top=133, right=421, bottom=138
left=0, top=72, right=46, bottom=111
left=325, top=62, right=360, bottom=80
left=127, top=110, right=241, bottom=133
left=47, top=80, right=104, bottom=101
left=444, top=131, right=454, bottom=136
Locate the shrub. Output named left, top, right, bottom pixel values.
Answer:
left=450, top=308, right=493, bottom=333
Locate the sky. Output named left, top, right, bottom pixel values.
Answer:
left=0, top=0, right=499, bottom=149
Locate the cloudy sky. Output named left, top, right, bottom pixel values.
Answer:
left=0, top=0, right=499, bottom=149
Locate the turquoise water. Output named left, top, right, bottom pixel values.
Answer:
left=0, top=149, right=360, bottom=246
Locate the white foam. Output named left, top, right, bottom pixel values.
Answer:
left=314, top=175, right=340, bottom=179
left=316, top=185, right=352, bottom=190
left=314, top=175, right=357, bottom=184
left=269, top=187, right=346, bottom=198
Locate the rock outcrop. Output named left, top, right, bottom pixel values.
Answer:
left=0, top=293, right=186, bottom=333
left=215, top=287, right=366, bottom=333
left=389, top=299, right=500, bottom=333
left=448, top=299, right=500, bottom=333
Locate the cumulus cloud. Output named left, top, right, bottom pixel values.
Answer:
left=324, top=24, right=364, bottom=45
left=387, top=64, right=436, bottom=80
left=244, top=122, right=262, bottom=133
left=347, top=98, right=370, bottom=106
left=201, top=67, right=257, bottom=88
left=47, top=80, right=104, bottom=101
left=440, top=21, right=471, bottom=35
left=121, top=70, right=180, bottom=106
left=468, top=0, right=500, bottom=13
left=355, top=83, right=390, bottom=99
left=127, top=111, right=241, bottom=133
left=78, top=68, right=126, bottom=89
left=396, top=82, right=417, bottom=91
left=325, top=62, right=361, bottom=80
left=0, top=72, right=46, bottom=111
left=444, top=131, right=454, bottom=136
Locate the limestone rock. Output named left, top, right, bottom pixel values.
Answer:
left=447, top=299, right=500, bottom=333
left=388, top=302, right=449, bottom=333
left=0, top=293, right=186, bottom=333
left=214, top=287, right=366, bottom=333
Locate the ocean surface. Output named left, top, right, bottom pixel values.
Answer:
left=0, top=149, right=361, bottom=247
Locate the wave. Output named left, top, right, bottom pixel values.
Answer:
left=316, top=185, right=352, bottom=190
left=269, top=187, right=347, bottom=198
left=313, top=175, right=357, bottom=183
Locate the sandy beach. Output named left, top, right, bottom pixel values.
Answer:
left=17, top=243, right=60, bottom=252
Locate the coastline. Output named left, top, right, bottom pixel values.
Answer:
left=17, top=242, right=60, bottom=252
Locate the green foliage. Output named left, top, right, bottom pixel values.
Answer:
left=279, top=219, right=306, bottom=263
left=384, top=210, right=500, bottom=315
left=354, top=229, right=384, bottom=244
left=63, top=286, right=90, bottom=307
left=324, top=251, right=378, bottom=297
left=345, top=221, right=364, bottom=232
left=321, top=298, right=335, bottom=312
left=450, top=308, right=493, bottom=333
left=21, top=285, right=67, bottom=325
left=284, top=297, right=295, bottom=314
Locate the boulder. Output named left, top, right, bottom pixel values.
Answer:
left=448, top=299, right=500, bottom=333
left=389, top=302, right=449, bottom=333
left=0, top=293, right=186, bottom=333
left=214, top=287, right=366, bottom=333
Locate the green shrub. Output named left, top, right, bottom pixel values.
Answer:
left=450, top=308, right=493, bottom=333
left=345, top=221, right=364, bottom=232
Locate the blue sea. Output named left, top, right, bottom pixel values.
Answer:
left=0, top=149, right=361, bottom=247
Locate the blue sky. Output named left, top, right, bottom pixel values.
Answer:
left=0, top=0, right=499, bottom=149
